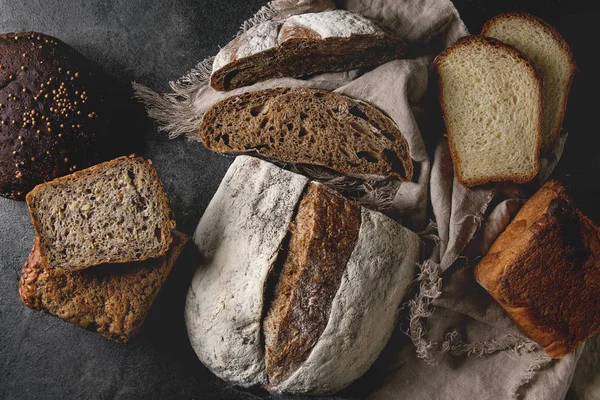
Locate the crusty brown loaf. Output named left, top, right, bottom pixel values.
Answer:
left=210, top=10, right=405, bottom=91
left=26, top=155, right=175, bottom=271
left=0, top=32, right=107, bottom=200
left=263, top=183, right=361, bottom=386
left=19, top=231, right=187, bottom=343
left=481, top=12, right=576, bottom=155
left=199, top=87, right=413, bottom=180
left=474, top=180, right=600, bottom=358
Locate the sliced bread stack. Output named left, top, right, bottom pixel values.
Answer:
left=20, top=155, right=183, bottom=342
left=435, top=13, right=574, bottom=186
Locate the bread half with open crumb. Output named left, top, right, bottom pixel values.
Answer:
left=199, top=87, right=413, bottom=181
left=482, top=12, right=575, bottom=155
left=434, top=35, right=542, bottom=186
left=26, top=155, right=175, bottom=271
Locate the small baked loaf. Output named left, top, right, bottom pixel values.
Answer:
left=199, top=87, right=413, bottom=180
left=475, top=180, right=600, bottom=358
left=19, top=231, right=187, bottom=343
left=482, top=12, right=575, bottom=155
left=210, top=9, right=406, bottom=91
left=434, top=35, right=542, bottom=186
left=185, top=156, right=420, bottom=394
left=0, top=32, right=106, bottom=200
left=26, top=155, right=175, bottom=271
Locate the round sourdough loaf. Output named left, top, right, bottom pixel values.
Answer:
left=185, top=156, right=420, bottom=395
left=0, top=32, right=105, bottom=200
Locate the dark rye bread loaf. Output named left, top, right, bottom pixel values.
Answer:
left=263, top=183, right=361, bottom=386
left=475, top=180, right=600, bottom=358
left=19, top=232, right=187, bottom=343
left=210, top=10, right=405, bottom=91
left=199, top=87, right=413, bottom=180
left=26, top=155, right=175, bottom=271
left=0, top=32, right=106, bottom=200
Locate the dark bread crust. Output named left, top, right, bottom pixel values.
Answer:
left=0, top=32, right=106, bottom=200
left=19, top=232, right=187, bottom=343
left=434, top=35, right=543, bottom=187
left=263, top=183, right=361, bottom=386
left=199, top=87, right=413, bottom=180
left=210, top=33, right=405, bottom=91
left=26, top=155, right=176, bottom=270
left=474, top=180, right=600, bottom=358
left=481, top=12, right=576, bottom=155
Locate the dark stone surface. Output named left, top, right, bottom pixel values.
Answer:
left=0, top=1, right=594, bottom=399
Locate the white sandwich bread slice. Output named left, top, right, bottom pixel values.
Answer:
left=482, top=12, right=575, bottom=155
left=185, top=156, right=420, bottom=395
left=434, top=35, right=542, bottom=187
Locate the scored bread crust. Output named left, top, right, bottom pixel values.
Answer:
left=199, top=87, right=413, bottom=181
left=210, top=10, right=406, bottom=91
left=481, top=12, right=576, bottom=155
left=474, top=180, right=600, bottom=358
left=19, top=232, right=187, bottom=343
left=434, top=35, right=543, bottom=187
left=26, top=155, right=175, bottom=270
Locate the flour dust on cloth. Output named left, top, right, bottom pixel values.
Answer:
left=134, top=0, right=586, bottom=398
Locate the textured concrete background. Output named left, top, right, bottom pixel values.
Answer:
left=0, top=1, right=595, bottom=399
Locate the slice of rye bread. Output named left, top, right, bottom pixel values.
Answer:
left=199, top=87, right=413, bottom=180
left=210, top=10, right=406, bottom=91
left=434, top=35, right=542, bottom=186
left=474, top=180, right=600, bottom=358
left=19, top=231, right=187, bottom=343
left=263, top=183, right=361, bottom=386
left=26, top=155, right=175, bottom=271
left=482, top=12, right=576, bottom=155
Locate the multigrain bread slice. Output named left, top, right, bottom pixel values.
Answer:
left=482, top=12, right=575, bottom=155
left=434, top=35, right=542, bottom=186
left=210, top=10, right=406, bottom=91
left=26, top=155, right=175, bottom=271
left=19, top=232, right=187, bottom=343
left=199, top=87, right=413, bottom=180
left=263, top=183, right=361, bottom=387
left=474, top=180, right=600, bottom=358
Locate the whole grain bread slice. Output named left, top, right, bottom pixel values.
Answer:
left=19, top=231, right=187, bottom=343
left=199, top=87, right=413, bottom=180
left=26, top=155, right=175, bottom=271
left=482, top=12, right=575, bottom=155
left=210, top=10, right=406, bottom=91
left=434, top=35, right=542, bottom=186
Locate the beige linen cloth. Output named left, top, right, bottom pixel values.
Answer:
left=134, top=0, right=598, bottom=398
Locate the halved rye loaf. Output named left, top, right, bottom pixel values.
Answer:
left=475, top=180, right=600, bottom=358
left=482, top=12, right=576, bottom=155
left=210, top=10, right=406, bottom=91
left=19, top=231, right=187, bottom=343
left=434, top=35, right=542, bottom=186
left=185, top=156, right=420, bottom=394
left=26, top=155, right=175, bottom=271
left=199, top=87, right=413, bottom=180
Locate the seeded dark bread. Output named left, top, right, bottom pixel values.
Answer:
left=19, top=232, right=187, bottom=343
left=474, top=180, right=600, bottom=358
left=0, top=32, right=106, bottom=200
left=210, top=10, right=406, bottom=91
left=199, top=87, right=413, bottom=180
left=263, top=183, right=361, bottom=386
left=26, top=155, right=175, bottom=271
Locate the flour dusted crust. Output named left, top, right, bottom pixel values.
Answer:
left=210, top=10, right=405, bottom=91
left=185, top=156, right=419, bottom=393
left=185, top=156, right=309, bottom=387
left=270, top=208, right=420, bottom=394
